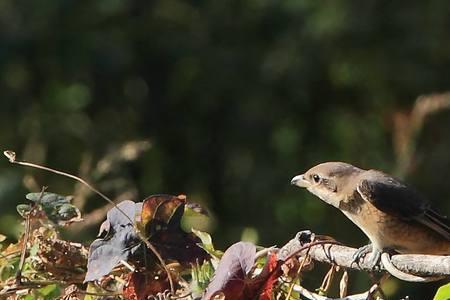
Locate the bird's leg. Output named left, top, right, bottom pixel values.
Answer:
left=366, top=248, right=382, bottom=270
left=351, top=244, right=383, bottom=270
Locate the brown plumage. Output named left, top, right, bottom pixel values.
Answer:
left=291, top=162, right=450, bottom=265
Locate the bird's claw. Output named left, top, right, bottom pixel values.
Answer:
left=352, top=244, right=372, bottom=265
left=351, top=244, right=381, bottom=270
left=366, top=249, right=382, bottom=270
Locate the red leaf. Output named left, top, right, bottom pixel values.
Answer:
left=258, top=253, right=281, bottom=300
left=123, top=271, right=170, bottom=300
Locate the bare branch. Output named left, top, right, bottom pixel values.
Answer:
left=393, top=91, right=450, bottom=177
left=280, top=231, right=450, bottom=281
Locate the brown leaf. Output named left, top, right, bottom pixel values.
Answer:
left=339, top=270, right=349, bottom=298
left=141, top=194, right=186, bottom=235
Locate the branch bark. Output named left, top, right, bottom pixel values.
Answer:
left=279, top=231, right=450, bottom=280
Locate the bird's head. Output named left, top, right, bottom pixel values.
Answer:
left=291, top=162, right=363, bottom=207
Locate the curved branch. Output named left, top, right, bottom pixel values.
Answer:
left=279, top=231, right=450, bottom=280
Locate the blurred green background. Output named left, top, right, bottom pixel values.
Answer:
left=1, top=0, right=450, bottom=298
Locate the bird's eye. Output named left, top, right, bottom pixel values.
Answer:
left=312, top=174, right=321, bottom=183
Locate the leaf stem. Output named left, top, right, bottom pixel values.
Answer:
left=3, top=150, right=175, bottom=294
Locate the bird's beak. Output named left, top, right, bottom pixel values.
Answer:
left=291, top=174, right=309, bottom=187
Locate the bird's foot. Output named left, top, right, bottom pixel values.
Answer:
left=366, top=249, right=382, bottom=270
left=351, top=244, right=382, bottom=270
left=351, top=244, right=372, bottom=265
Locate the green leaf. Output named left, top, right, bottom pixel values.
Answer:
left=190, top=260, right=215, bottom=298
left=26, top=192, right=66, bottom=204
left=84, top=282, right=103, bottom=300
left=192, top=229, right=222, bottom=260
left=25, top=192, right=82, bottom=225
left=434, top=282, right=450, bottom=300
left=19, top=285, right=61, bottom=299
left=192, top=228, right=212, bottom=246
left=0, top=256, right=19, bottom=281
left=37, top=284, right=60, bottom=299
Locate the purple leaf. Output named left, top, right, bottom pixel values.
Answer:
left=202, top=242, right=256, bottom=300
left=84, top=200, right=142, bottom=282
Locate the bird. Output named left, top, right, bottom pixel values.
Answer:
left=291, top=162, right=450, bottom=267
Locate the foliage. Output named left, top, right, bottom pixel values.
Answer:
left=0, top=190, right=383, bottom=300
left=20, top=192, right=82, bottom=225
left=1, top=1, right=450, bottom=298
left=433, top=282, right=450, bottom=300
left=202, top=242, right=256, bottom=299
left=0, top=156, right=448, bottom=300
left=0, top=191, right=88, bottom=298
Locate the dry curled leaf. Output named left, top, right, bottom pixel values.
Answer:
left=339, top=270, right=349, bottom=298
left=141, top=194, right=186, bottom=236
left=3, top=150, right=16, bottom=162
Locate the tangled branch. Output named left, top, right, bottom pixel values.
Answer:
left=280, top=231, right=450, bottom=280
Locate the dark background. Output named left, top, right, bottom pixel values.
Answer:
left=1, top=1, right=450, bottom=298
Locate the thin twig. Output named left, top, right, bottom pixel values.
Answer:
left=3, top=150, right=133, bottom=226
left=285, top=244, right=312, bottom=299
left=319, top=265, right=337, bottom=296
left=3, top=150, right=175, bottom=294
left=15, top=187, right=47, bottom=285
left=141, top=238, right=175, bottom=293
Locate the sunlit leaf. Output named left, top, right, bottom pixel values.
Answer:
left=141, top=194, right=168, bottom=226
left=141, top=194, right=186, bottom=236
left=434, top=282, right=450, bottom=300
left=154, top=195, right=185, bottom=227
left=84, top=283, right=104, bottom=300
left=192, top=229, right=222, bottom=260
left=37, top=284, right=60, bottom=299
left=191, top=260, right=215, bottom=298
left=192, top=229, right=213, bottom=247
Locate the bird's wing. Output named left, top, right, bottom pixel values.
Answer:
left=356, top=172, right=450, bottom=241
